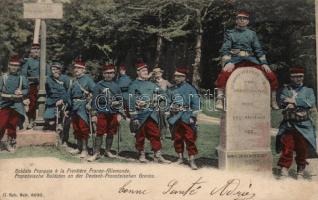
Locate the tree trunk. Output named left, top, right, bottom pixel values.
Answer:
left=154, top=33, right=163, bottom=67
left=192, top=10, right=203, bottom=88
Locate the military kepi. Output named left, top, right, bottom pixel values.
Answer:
left=135, top=62, right=148, bottom=70
left=237, top=10, right=250, bottom=18
left=73, top=58, right=86, bottom=69
left=289, top=67, right=305, bottom=76
left=31, top=43, right=40, bottom=49
left=174, top=67, right=188, bottom=76
left=9, top=55, right=20, bottom=66
left=119, top=64, right=126, bottom=71
left=103, top=63, right=116, bottom=72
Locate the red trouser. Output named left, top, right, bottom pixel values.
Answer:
left=215, top=62, right=278, bottom=90
left=72, top=114, right=90, bottom=140
left=278, top=129, right=308, bottom=168
left=28, top=84, right=39, bottom=119
left=173, top=120, right=198, bottom=156
left=96, top=113, right=119, bottom=136
left=135, top=118, right=161, bottom=152
left=0, top=108, right=21, bottom=139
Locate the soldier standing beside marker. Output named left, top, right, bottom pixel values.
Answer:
left=87, top=64, right=124, bottom=161
left=276, top=67, right=317, bottom=179
left=68, top=58, right=95, bottom=159
left=0, top=55, right=29, bottom=152
left=167, top=67, right=200, bottom=170
left=128, top=62, right=171, bottom=163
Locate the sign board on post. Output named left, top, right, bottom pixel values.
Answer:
left=23, top=3, right=63, bottom=19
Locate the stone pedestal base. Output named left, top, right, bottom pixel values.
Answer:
left=217, top=147, right=273, bottom=171
left=16, top=130, right=58, bottom=147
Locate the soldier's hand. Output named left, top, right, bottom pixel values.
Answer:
left=261, top=64, right=272, bottom=73
left=64, top=111, right=69, bottom=118
left=15, top=89, right=22, bottom=96
left=56, top=100, right=64, bottom=106
left=117, top=114, right=122, bottom=122
left=286, top=104, right=295, bottom=109
left=23, top=99, right=30, bottom=105
left=189, top=117, right=195, bottom=124
left=223, top=63, right=235, bottom=72
left=284, top=97, right=296, bottom=104
left=92, top=116, right=97, bottom=122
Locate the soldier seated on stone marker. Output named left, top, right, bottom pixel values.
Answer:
left=0, top=55, right=29, bottom=152
left=276, top=67, right=317, bottom=180
left=43, top=62, right=71, bottom=139
left=214, top=10, right=279, bottom=110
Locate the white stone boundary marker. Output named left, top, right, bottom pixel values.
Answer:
left=217, top=67, right=273, bottom=172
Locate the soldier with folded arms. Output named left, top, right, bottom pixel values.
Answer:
left=167, top=67, right=200, bottom=170
left=276, top=67, right=317, bottom=179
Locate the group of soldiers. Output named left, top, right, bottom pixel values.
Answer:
left=0, top=46, right=201, bottom=170
left=0, top=10, right=317, bottom=175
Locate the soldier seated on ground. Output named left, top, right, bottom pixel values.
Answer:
left=43, top=62, right=71, bottom=143
left=214, top=10, right=279, bottom=110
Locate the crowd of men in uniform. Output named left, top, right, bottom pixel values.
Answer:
left=0, top=44, right=201, bottom=170
left=0, top=10, right=317, bottom=175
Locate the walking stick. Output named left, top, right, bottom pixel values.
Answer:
left=117, top=122, right=120, bottom=155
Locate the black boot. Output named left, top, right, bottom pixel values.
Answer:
left=105, top=135, right=116, bottom=158
left=80, top=139, right=88, bottom=158
left=297, top=165, right=306, bottom=180
left=6, top=137, right=16, bottom=153
left=87, top=136, right=103, bottom=162
left=69, top=139, right=82, bottom=155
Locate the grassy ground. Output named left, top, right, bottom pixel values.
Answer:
left=0, top=120, right=282, bottom=171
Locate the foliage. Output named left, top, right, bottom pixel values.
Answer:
left=0, top=0, right=315, bottom=89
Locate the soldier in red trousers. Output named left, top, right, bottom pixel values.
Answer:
left=0, top=55, right=29, bottom=152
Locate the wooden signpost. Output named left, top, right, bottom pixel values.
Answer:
left=23, top=0, right=63, bottom=129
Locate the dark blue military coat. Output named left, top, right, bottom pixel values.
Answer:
left=43, top=74, right=71, bottom=120
left=0, top=73, right=29, bottom=118
left=69, top=74, right=95, bottom=124
left=220, top=27, right=268, bottom=65
left=167, top=81, right=200, bottom=125
left=92, top=80, right=122, bottom=114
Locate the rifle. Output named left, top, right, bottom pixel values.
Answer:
left=153, top=87, right=164, bottom=140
